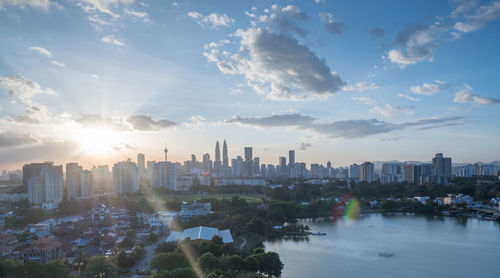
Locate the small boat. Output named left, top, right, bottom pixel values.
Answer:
left=378, top=252, right=394, bottom=257
left=311, top=232, right=327, bottom=236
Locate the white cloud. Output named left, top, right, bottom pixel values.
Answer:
left=451, top=0, right=478, bottom=17
left=397, top=93, right=420, bottom=102
left=101, top=35, right=126, bottom=46
left=351, top=96, right=375, bottom=105
left=370, top=104, right=415, bottom=117
left=0, top=75, right=56, bottom=123
left=409, top=80, right=448, bottom=95
left=124, top=8, right=149, bottom=22
left=259, top=4, right=309, bottom=36
left=343, top=82, right=379, bottom=92
left=453, top=83, right=500, bottom=104
left=79, top=0, right=135, bottom=18
left=319, top=12, right=345, bottom=35
left=454, top=1, right=500, bottom=32
left=29, top=46, right=52, bottom=57
left=207, top=28, right=345, bottom=100
left=387, top=23, right=446, bottom=67
left=0, top=0, right=51, bottom=10
left=187, top=11, right=234, bottom=29
left=51, top=60, right=65, bottom=68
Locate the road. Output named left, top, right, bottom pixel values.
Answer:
left=132, top=234, right=166, bottom=273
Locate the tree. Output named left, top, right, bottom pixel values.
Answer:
left=198, top=252, right=218, bottom=271
left=256, top=252, right=283, bottom=277
left=151, top=252, right=189, bottom=271
left=85, top=256, right=117, bottom=278
left=156, top=242, right=178, bottom=253
left=119, top=237, right=135, bottom=248
left=228, top=255, right=245, bottom=271
left=117, top=251, right=135, bottom=269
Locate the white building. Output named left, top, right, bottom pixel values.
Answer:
left=113, top=160, right=139, bottom=194
left=180, top=200, right=211, bottom=218
left=28, top=164, right=63, bottom=207
left=152, top=162, right=177, bottom=191
left=360, top=162, right=375, bottom=183
left=166, top=226, right=233, bottom=243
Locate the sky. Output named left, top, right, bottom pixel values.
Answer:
left=0, top=0, right=500, bottom=170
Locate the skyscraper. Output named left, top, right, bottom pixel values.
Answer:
left=244, top=147, right=253, bottom=177
left=26, top=163, right=63, bottom=206
left=288, top=150, right=295, bottom=178
left=112, top=160, right=139, bottom=194
left=137, top=153, right=145, bottom=177
left=23, top=162, right=53, bottom=193
left=66, top=163, right=82, bottom=199
left=80, top=170, right=94, bottom=198
left=214, top=141, right=221, bottom=176
left=152, top=162, right=177, bottom=191
left=222, top=140, right=228, bottom=177
left=360, top=162, right=375, bottom=183
left=279, top=156, right=287, bottom=176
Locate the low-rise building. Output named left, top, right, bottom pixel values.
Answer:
left=20, top=237, right=63, bottom=263
left=180, top=200, right=211, bottom=218
left=166, top=226, right=233, bottom=243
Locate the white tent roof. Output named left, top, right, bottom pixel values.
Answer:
left=166, top=226, right=233, bottom=243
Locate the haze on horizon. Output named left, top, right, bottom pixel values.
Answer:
left=1, top=0, right=500, bottom=170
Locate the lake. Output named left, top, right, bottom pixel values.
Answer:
left=265, top=214, right=500, bottom=278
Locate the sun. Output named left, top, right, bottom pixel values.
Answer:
left=75, top=127, right=121, bottom=154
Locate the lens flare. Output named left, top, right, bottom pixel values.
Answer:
left=333, top=195, right=361, bottom=225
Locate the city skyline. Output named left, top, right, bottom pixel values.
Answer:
left=1, top=0, right=500, bottom=170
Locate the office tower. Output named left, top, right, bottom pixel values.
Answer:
left=310, top=163, right=320, bottom=178
left=80, top=170, right=93, bottom=198
left=222, top=140, right=228, bottom=177
left=402, top=164, right=421, bottom=184
left=66, top=163, right=82, bottom=199
left=254, top=157, right=260, bottom=175
left=112, top=161, right=139, bottom=194
left=349, top=164, right=360, bottom=179
left=327, top=161, right=332, bottom=178
left=191, top=154, right=197, bottom=168
left=288, top=150, right=295, bottom=177
left=279, top=156, right=287, bottom=176
left=164, top=145, right=168, bottom=162
left=137, top=153, right=145, bottom=177
left=214, top=141, right=221, bottom=177
left=381, top=163, right=403, bottom=184
left=360, top=162, right=375, bottom=183
left=244, top=147, right=253, bottom=177
left=202, top=153, right=212, bottom=173
left=23, top=162, right=53, bottom=192
left=432, top=153, right=452, bottom=177
left=152, top=162, right=177, bottom=190
left=261, top=164, right=267, bottom=177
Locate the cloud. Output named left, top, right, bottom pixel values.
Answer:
left=409, top=80, right=448, bottom=95
left=387, top=23, right=445, bottom=67
left=75, top=114, right=128, bottom=130
left=260, top=5, right=309, bottom=36
left=51, top=60, right=66, bottom=68
left=319, top=13, right=346, bottom=35
left=343, top=82, right=379, bottom=92
left=298, top=142, right=312, bottom=150
left=454, top=1, right=500, bottom=32
left=451, top=0, right=479, bottom=17
left=453, top=83, right=500, bottom=104
left=0, top=0, right=51, bottom=10
left=0, top=138, right=81, bottom=165
left=187, top=11, right=234, bottom=29
left=209, top=28, right=345, bottom=100
left=126, top=115, right=176, bottom=131
left=124, top=8, right=149, bottom=22
left=0, top=75, right=56, bottom=123
left=397, top=93, right=420, bottom=102
left=90, top=74, right=99, bottom=79
left=78, top=0, right=135, bottom=18
left=370, top=104, right=415, bottom=116
left=225, top=113, right=315, bottom=127
left=224, top=113, right=463, bottom=139
left=101, top=35, right=126, bottom=46
left=111, top=142, right=137, bottom=150
left=29, top=46, right=52, bottom=57
left=0, top=132, right=38, bottom=148
left=351, top=96, right=375, bottom=105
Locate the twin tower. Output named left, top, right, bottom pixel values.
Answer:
left=214, top=140, right=229, bottom=175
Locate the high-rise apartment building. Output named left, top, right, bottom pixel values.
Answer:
left=137, top=153, right=145, bottom=177
left=360, top=162, right=375, bottom=183
left=152, top=162, right=177, bottom=190
left=66, top=163, right=83, bottom=199
left=112, top=160, right=139, bottom=194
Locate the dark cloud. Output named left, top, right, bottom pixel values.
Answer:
left=319, top=13, right=346, bottom=35
left=225, top=113, right=315, bottom=127
left=126, top=115, right=176, bottom=131
left=265, top=5, right=309, bottom=37
left=225, top=113, right=464, bottom=139
left=299, top=142, right=312, bottom=150
left=0, top=132, right=38, bottom=148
